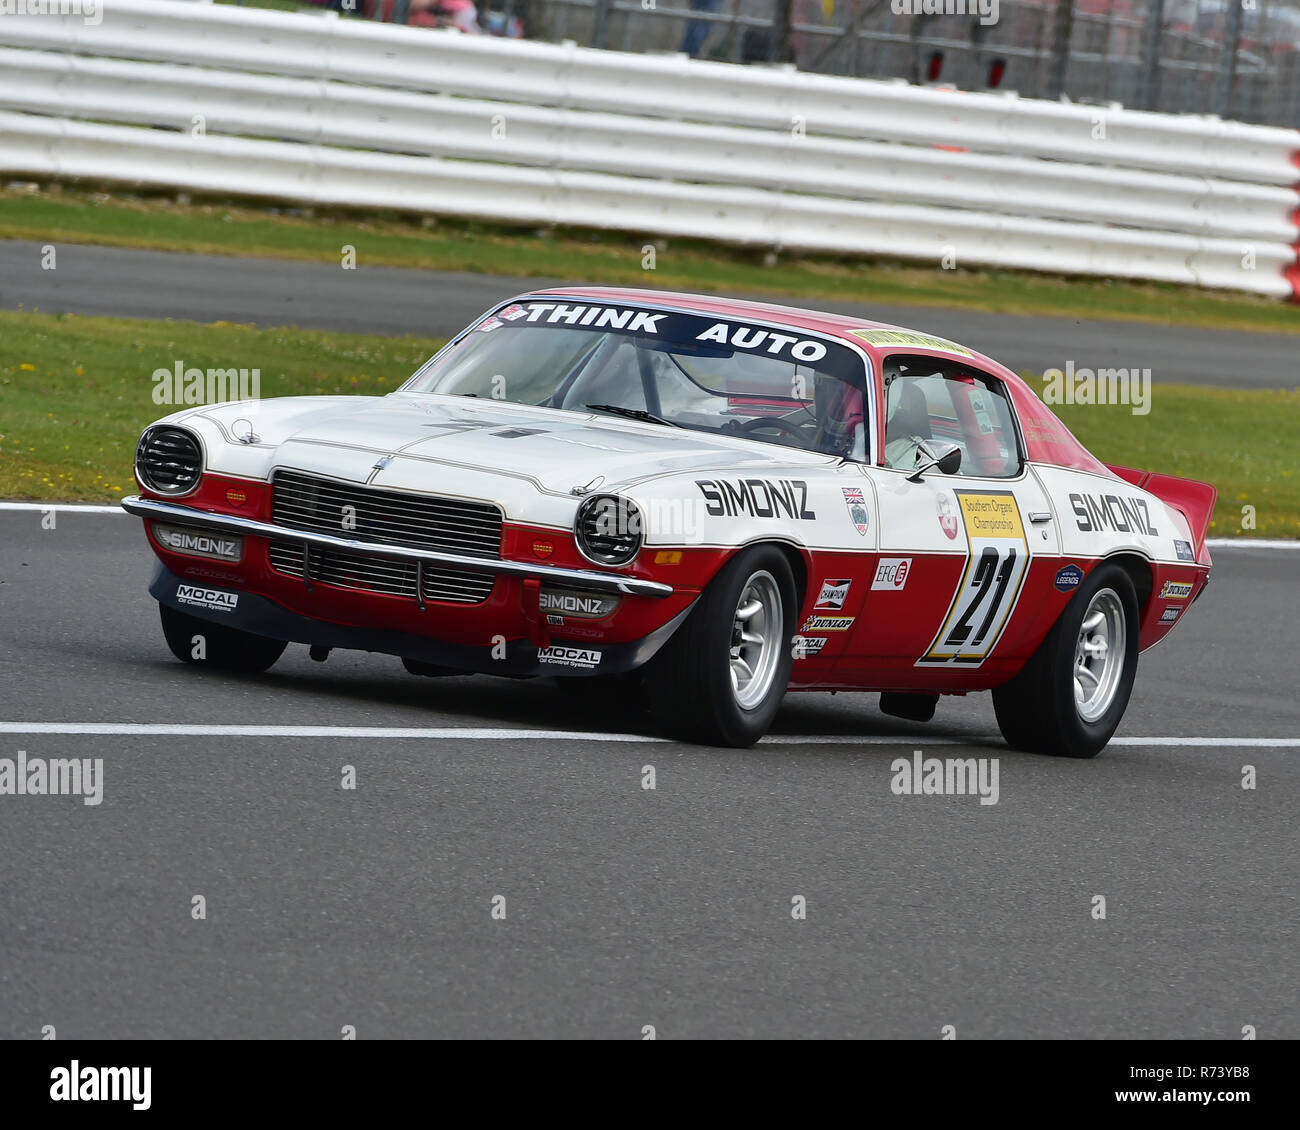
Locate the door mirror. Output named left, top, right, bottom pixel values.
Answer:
left=907, top=440, right=962, bottom=482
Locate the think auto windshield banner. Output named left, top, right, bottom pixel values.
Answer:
left=475, top=300, right=868, bottom=385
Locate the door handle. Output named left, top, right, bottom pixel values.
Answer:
left=1028, top=512, right=1053, bottom=524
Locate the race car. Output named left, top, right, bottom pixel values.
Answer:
left=122, top=288, right=1214, bottom=754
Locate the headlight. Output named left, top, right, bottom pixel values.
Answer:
left=135, top=425, right=203, bottom=496
left=574, top=494, right=643, bottom=567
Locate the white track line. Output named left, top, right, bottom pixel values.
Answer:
left=0, top=724, right=660, bottom=742
left=1205, top=538, right=1300, bottom=550
left=1110, top=737, right=1299, bottom=747
left=0, top=502, right=123, bottom=514
left=2, top=503, right=1296, bottom=549
left=0, top=723, right=1294, bottom=747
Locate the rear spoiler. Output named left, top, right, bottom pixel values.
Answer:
left=1106, top=464, right=1217, bottom=555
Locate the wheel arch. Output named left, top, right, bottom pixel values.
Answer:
left=734, top=537, right=810, bottom=606
left=1102, top=551, right=1153, bottom=614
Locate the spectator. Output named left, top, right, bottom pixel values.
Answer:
left=481, top=7, right=525, bottom=36
left=408, top=0, right=483, bottom=31
left=681, top=0, right=721, bottom=58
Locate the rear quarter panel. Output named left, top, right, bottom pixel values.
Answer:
left=1034, top=464, right=1210, bottom=649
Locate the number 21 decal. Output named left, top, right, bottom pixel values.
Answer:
left=917, top=491, right=1029, bottom=666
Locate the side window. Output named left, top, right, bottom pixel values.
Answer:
left=882, top=356, right=1021, bottom=478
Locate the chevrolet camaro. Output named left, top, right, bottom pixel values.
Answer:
left=123, top=288, right=1214, bottom=752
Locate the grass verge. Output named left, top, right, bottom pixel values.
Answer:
left=1048, top=384, right=1299, bottom=539
left=0, top=309, right=1294, bottom=536
left=3, top=183, right=1300, bottom=336
left=0, top=311, right=442, bottom=500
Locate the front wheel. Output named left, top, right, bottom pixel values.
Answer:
left=641, top=545, right=798, bottom=747
left=992, top=561, right=1139, bottom=758
left=159, top=603, right=287, bottom=674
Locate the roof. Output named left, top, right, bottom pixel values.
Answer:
left=527, top=285, right=999, bottom=369
left=526, top=285, right=1110, bottom=476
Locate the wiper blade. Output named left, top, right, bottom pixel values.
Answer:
left=585, top=403, right=681, bottom=428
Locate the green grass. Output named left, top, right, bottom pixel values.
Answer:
left=4, top=183, right=1300, bottom=336
left=1048, top=384, right=1300, bottom=539
left=0, top=311, right=443, bottom=500
left=0, top=309, right=1294, bottom=537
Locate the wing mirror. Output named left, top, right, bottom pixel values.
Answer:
left=907, top=440, right=962, bottom=482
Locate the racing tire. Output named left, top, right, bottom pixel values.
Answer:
left=992, top=561, right=1139, bottom=758
left=642, top=545, right=798, bottom=747
left=159, top=603, right=287, bottom=674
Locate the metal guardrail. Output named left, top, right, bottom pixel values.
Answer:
left=1, top=0, right=1297, bottom=295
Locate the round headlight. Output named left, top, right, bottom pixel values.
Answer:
left=574, top=494, right=643, bottom=567
left=135, top=425, right=203, bottom=496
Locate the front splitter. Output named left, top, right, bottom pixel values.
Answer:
left=148, top=563, right=692, bottom=678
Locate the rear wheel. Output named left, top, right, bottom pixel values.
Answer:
left=159, top=604, right=287, bottom=674
left=992, top=562, right=1139, bottom=758
left=642, top=545, right=798, bottom=747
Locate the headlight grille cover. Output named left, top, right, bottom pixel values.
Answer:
left=574, top=494, right=643, bottom=566
left=135, top=426, right=202, bottom=495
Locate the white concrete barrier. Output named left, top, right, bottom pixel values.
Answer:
left=1, top=0, right=1296, bottom=296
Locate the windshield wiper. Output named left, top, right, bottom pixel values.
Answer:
left=585, top=404, right=681, bottom=428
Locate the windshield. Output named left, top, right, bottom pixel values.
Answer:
left=404, top=299, right=872, bottom=459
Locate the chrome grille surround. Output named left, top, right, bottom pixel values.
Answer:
left=135, top=426, right=203, bottom=496
left=574, top=493, right=643, bottom=567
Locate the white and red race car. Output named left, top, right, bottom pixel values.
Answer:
left=123, top=288, right=1214, bottom=753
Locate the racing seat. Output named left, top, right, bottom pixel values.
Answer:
left=886, top=380, right=932, bottom=447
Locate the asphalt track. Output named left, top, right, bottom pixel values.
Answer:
left=0, top=509, right=1295, bottom=1038
left=1, top=239, right=1297, bottom=389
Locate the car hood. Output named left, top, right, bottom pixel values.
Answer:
left=188, top=393, right=827, bottom=494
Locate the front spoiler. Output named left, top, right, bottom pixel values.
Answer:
left=149, top=564, right=691, bottom=677
left=122, top=495, right=673, bottom=599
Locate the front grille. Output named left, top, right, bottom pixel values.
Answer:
left=268, top=470, right=501, bottom=605
left=267, top=542, right=495, bottom=604
left=272, top=470, right=502, bottom=556
left=136, top=426, right=202, bottom=495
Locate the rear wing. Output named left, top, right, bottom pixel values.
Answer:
left=1106, top=464, right=1217, bottom=559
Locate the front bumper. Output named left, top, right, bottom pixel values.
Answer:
left=149, top=562, right=690, bottom=677
left=121, top=495, right=673, bottom=599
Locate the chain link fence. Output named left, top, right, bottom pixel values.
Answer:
left=361, top=0, right=1299, bottom=126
